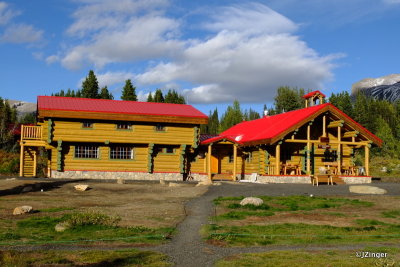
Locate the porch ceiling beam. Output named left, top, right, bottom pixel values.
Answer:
left=284, top=139, right=371, bottom=146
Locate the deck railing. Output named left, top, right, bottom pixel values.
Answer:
left=21, top=125, right=42, bottom=140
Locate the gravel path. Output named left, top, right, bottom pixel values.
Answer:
left=152, top=182, right=400, bottom=266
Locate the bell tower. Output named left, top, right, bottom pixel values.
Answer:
left=303, top=90, right=326, bottom=107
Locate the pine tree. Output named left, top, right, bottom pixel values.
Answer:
left=219, top=100, right=243, bottom=132
left=274, top=86, right=303, bottom=114
left=147, top=92, right=154, bottom=102
left=81, top=70, right=99, bottom=99
left=100, top=86, right=113, bottom=99
left=165, top=89, right=186, bottom=104
left=153, top=89, right=164, bottom=103
left=121, top=79, right=137, bottom=101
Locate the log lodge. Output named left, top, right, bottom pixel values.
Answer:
left=19, top=91, right=382, bottom=184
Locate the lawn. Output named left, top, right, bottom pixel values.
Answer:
left=215, top=248, right=400, bottom=267
left=0, top=249, right=171, bottom=267
left=206, top=195, right=400, bottom=246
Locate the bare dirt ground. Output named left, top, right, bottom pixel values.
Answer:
left=0, top=179, right=208, bottom=228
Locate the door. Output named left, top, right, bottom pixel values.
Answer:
left=211, top=154, right=219, bottom=174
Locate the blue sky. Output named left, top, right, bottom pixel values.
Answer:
left=1, top=0, right=399, bottom=116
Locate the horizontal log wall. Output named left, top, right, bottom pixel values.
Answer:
left=43, top=119, right=196, bottom=145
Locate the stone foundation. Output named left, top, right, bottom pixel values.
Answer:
left=340, top=176, right=371, bottom=184
left=255, top=175, right=311, bottom=184
left=51, top=170, right=208, bottom=181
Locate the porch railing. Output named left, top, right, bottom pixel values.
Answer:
left=21, top=125, right=43, bottom=140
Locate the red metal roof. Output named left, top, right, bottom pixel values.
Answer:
left=37, top=96, right=207, bottom=119
left=302, top=90, right=326, bottom=99
left=201, top=103, right=382, bottom=146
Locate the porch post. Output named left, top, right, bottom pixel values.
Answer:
left=365, top=144, right=370, bottom=176
left=306, top=124, right=311, bottom=174
left=33, top=149, right=37, bottom=177
left=337, top=126, right=341, bottom=175
left=275, top=143, right=280, bottom=175
left=207, top=144, right=212, bottom=181
left=19, top=145, right=24, bottom=177
left=233, top=144, right=237, bottom=181
left=323, top=115, right=326, bottom=137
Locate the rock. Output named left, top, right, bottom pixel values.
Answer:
left=240, top=197, right=263, bottom=206
left=21, top=186, right=33, bottom=193
left=213, top=182, right=222, bottom=186
left=160, top=179, right=167, bottom=185
left=117, top=178, right=125, bottom=184
left=6, top=178, right=16, bottom=180
left=74, top=184, right=89, bottom=191
left=196, top=180, right=212, bottom=186
left=55, top=222, right=70, bottom=232
left=13, top=205, right=33, bottom=215
left=381, top=167, right=387, bottom=173
left=349, top=186, right=387, bottom=195
left=169, top=182, right=186, bottom=187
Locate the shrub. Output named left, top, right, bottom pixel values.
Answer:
left=67, top=210, right=121, bottom=227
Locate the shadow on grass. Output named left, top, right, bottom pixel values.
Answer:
left=0, top=179, right=88, bottom=197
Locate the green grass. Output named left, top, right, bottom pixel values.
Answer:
left=214, top=196, right=373, bottom=220
left=215, top=248, right=400, bottom=267
left=206, top=222, right=400, bottom=246
left=38, top=207, right=75, bottom=213
left=0, top=213, right=173, bottom=246
left=382, top=210, right=400, bottom=218
left=0, top=249, right=171, bottom=267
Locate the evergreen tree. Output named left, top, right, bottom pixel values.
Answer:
left=147, top=92, right=154, bottom=102
left=274, top=86, right=303, bottom=114
left=165, top=89, right=186, bottom=104
left=153, top=89, right=164, bottom=103
left=219, top=100, right=243, bottom=132
left=75, top=90, right=82, bottom=97
left=121, top=79, right=137, bottom=101
left=374, top=116, right=398, bottom=157
left=329, top=91, right=354, bottom=117
left=81, top=70, right=99, bottom=99
left=99, top=86, right=113, bottom=99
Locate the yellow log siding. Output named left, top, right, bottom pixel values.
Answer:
left=42, top=120, right=196, bottom=145
left=189, top=155, right=207, bottom=173
left=50, top=144, right=148, bottom=172
left=153, top=147, right=181, bottom=173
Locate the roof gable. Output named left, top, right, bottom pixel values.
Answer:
left=202, top=103, right=382, bottom=146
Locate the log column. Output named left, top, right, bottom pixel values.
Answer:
left=365, top=144, right=370, bottom=176
left=323, top=115, right=326, bottom=137
left=306, top=123, right=311, bottom=174
left=337, top=126, right=341, bottom=175
left=233, top=144, right=237, bottom=181
left=207, top=144, right=212, bottom=181
left=275, top=143, right=280, bottom=175
left=19, top=145, right=24, bottom=177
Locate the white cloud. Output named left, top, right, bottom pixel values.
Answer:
left=0, top=2, right=19, bottom=25
left=96, top=71, right=135, bottom=88
left=62, top=16, right=182, bottom=69
left=61, top=1, right=338, bottom=103
left=45, top=55, right=59, bottom=64
left=0, top=23, right=43, bottom=43
left=204, top=2, right=298, bottom=35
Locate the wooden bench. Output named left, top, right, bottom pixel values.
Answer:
left=311, top=174, right=333, bottom=186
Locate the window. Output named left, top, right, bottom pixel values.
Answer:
left=155, top=124, right=166, bottom=132
left=116, top=123, right=132, bottom=130
left=323, top=149, right=337, bottom=162
left=82, top=122, right=93, bottom=128
left=75, top=145, right=99, bottom=158
left=110, top=146, right=134, bottom=160
left=228, top=153, right=234, bottom=163
left=245, top=152, right=253, bottom=163
left=164, top=147, right=174, bottom=154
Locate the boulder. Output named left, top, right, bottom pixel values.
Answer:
left=349, top=186, right=387, bottom=195
left=55, top=222, right=70, bottom=232
left=240, top=197, right=263, bottom=206
left=160, top=179, right=167, bottom=185
left=21, top=186, right=33, bottom=193
left=74, top=184, right=89, bottom=191
left=213, top=182, right=222, bottom=186
left=13, top=205, right=33, bottom=215
left=196, top=180, right=212, bottom=186
left=117, top=178, right=125, bottom=184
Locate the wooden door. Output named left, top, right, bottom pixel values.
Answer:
left=211, top=154, right=219, bottom=174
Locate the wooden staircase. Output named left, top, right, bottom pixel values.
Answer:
left=212, top=173, right=235, bottom=181
left=22, top=147, right=37, bottom=177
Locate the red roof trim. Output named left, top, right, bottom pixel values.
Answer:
left=302, top=90, right=326, bottom=99
left=201, top=135, right=242, bottom=145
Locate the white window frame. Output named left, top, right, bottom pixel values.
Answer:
left=75, top=145, right=99, bottom=159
